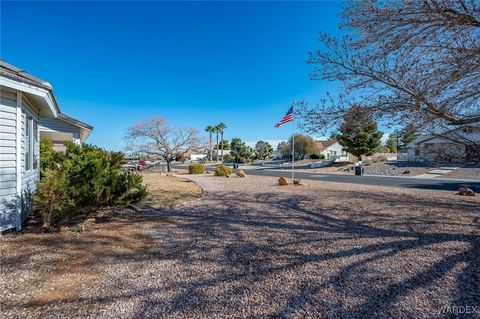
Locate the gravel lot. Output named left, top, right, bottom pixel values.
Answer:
left=1, top=175, right=479, bottom=318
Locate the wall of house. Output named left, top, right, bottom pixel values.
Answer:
left=323, top=142, right=350, bottom=162
left=39, top=117, right=81, bottom=144
left=0, top=88, right=18, bottom=231
left=0, top=89, right=40, bottom=232
left=20, top=96, right=40, bottom=223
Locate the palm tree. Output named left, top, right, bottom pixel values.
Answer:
left=214, top=125, right=220, bottom=162
left=217, top=122, right=227, bottom=162
left=205, top=125, right=214, bottom=161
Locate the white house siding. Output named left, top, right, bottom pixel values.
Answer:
left=0, top=89, right=41, bottom=232
left=0, top=88, right=18, bottom=231
left=20, top=96, right=40, bottom=223
left=322, top=142, right=351, bottom=162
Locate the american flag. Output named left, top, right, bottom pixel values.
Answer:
left=275, top=106, right=294, bottom=127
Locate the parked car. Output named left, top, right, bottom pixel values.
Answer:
left=123, top=161, right=139, bottom=171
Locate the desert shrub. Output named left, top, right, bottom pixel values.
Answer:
left=34, top=142, right=146, bottom=227
left=363, top=159, right=373, bottom=166
left=39, top=138, right=64, bottom=178
left=108, top=151, right=126, bottom=168
left=214, top=165, right=232, bottom=176
left=188, top=162, right=205, bottom=174
left=34, top=169, right=75, bottom=229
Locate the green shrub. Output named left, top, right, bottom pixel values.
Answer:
left=176, top=153, right=187, bottom=163
left=214, top=165, right=232, bottom=177
left=39, top=138, right=64, bottom=178
left=222, top=154, right=234, bottom=163
left=310, top=153, right=325, bottom=160
left=35, top=169, right=75, bottom=229
left=188, top=162, right=205, bottom=174
left=35, top=142, right=146, bottom=227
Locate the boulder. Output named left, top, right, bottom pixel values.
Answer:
left=293, top=179, right=307, bottom=186
left=458, top=187, right=475, bottom=196
left=278, top=176, right=288, bottom=186
left=402, top=170, right=410, bottom=174
left=236, top=170, right=246, bottom=178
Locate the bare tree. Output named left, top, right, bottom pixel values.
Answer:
left=300, top=0, right=480, bottom=141
left=125, top=117, right=203, bottom=172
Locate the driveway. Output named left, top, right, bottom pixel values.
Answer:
left=1, top=175, right=479, bottom=318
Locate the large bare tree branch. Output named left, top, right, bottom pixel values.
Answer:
left=301, top=0, right=480, bottom=145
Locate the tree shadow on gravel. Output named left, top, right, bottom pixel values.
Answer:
left=155, top=190, right=480, bottom=318
left=2, top=188, right=479, bottom=318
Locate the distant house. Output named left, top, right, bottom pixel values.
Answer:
left=1, top=61, right=92, bottom=232
left=404, top=125, right=480, bottom=163
left=189, top=154, right=207, bottom=161
left=314, top=139, right=354, bottom=162
left=213, top=149, right=231, bottom=157
left=177, top=151, right=208, bottom=162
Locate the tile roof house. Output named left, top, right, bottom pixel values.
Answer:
left=0, top=61, right=93, bottom=232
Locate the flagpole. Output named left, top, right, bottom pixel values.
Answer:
left=292, top=101, right=295, bottom=184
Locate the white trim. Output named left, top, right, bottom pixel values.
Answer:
left=0, top=77, right=58, bottom=117
left=15, top=91, right=22, bottom=231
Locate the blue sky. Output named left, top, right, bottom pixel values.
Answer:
left=1, top=1, right=346, bottom=151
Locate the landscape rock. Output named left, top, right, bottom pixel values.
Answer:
left=293, top=179, right=307, bottom=186
left=278, top=177, right=288, bottom=186
left=236, top=170, right=246, bottom=178
left=402, top=170, right=410, bottom=174
left=58, top=226, right=68, bottom=232
left=458, top=187, right=475, bottom=196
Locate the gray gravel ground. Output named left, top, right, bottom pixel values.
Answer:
left=1, top=175, right=479, bottom=318
left=362, top=162, right=430, bottom=177
left=443, top=167, right=480, bottom=181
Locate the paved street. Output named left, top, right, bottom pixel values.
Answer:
left=174, top=165, right=480, bottom=192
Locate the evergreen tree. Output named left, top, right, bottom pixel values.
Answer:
left=385, top=133, right=397, bottom=153
left=255, top=141, right=273, bottom=160
left=335, top=105, right=383, bottom=159
left=399, top=124, right=418, bottom=149
left=230, top=138, right=255, bottom=163
left=214, top=139, right=230, bottom=150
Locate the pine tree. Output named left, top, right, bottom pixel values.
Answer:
left=399, top=124, right=418, bottom=149
left=335, top=105, right=383, bottom=159
left=385, top=133, right=397, bottom=153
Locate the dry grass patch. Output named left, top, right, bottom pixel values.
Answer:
left=141, top=173, right=203, bottom=209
